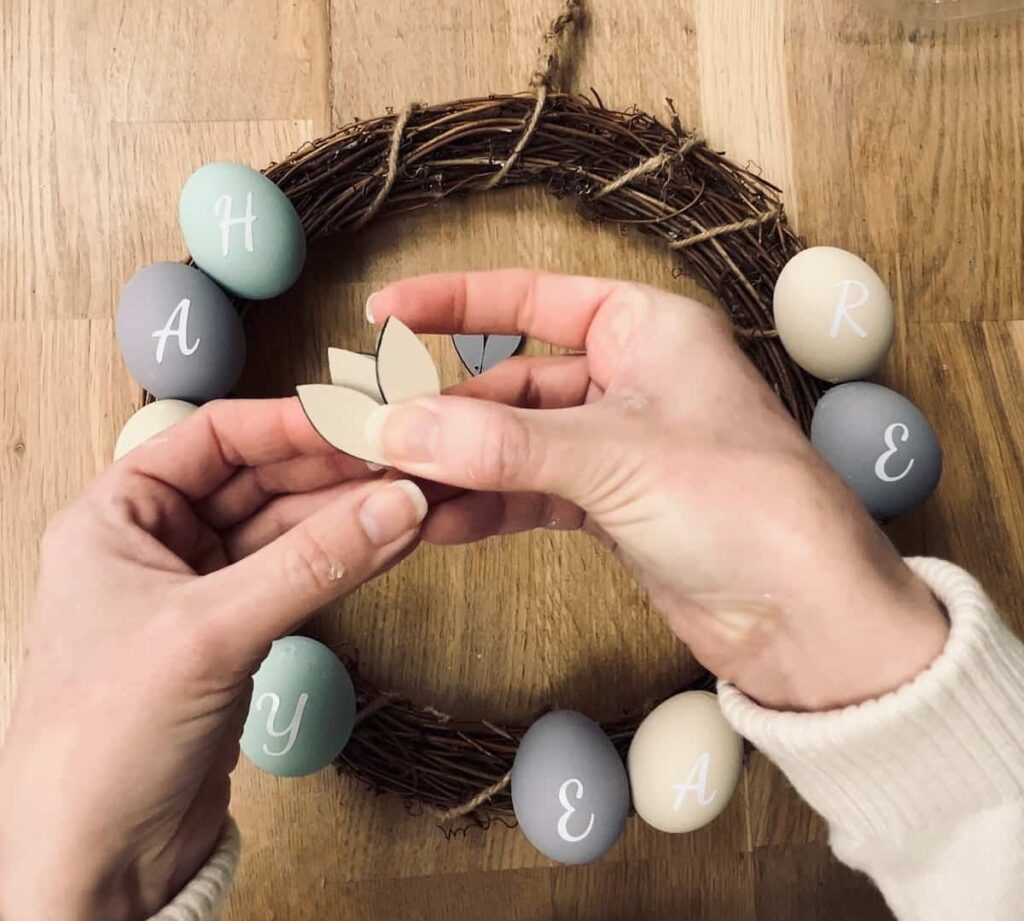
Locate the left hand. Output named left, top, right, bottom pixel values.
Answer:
left=0, top=399, right=427, bottom=921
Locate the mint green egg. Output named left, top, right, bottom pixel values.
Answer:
left=241, top=636, right=357, bottom=777
left=179, top=161, right=306, bottom=300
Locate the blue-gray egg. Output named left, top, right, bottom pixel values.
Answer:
left=511, top=710, right=629, bottom=864
left=116, top=262, right=245, bottom=402
left=179, top=161, right=306, bottom=300
left=811, top=382, right=942, bottom=519
left=241, top=636, right=357, bottom=778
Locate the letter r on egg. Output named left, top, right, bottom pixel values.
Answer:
left=830, top=279, right=870, bottom=340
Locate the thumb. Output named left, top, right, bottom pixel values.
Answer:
left=190, top=478, right=427, bottom=656
left=364, top=396, right=619, bottom=505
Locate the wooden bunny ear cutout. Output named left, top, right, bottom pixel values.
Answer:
left=297, top=384, right=386, bottom=465
left=328, top=348, right=383, bottom=402
left=375, top=317, right=441, bottom=404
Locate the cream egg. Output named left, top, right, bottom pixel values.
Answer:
left=113, top=399, right=198, bottom=460
left=773, top=246, right=894, bottom=382
left=627, top=691, right=743, bottom=833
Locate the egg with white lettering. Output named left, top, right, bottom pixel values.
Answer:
left=241, top=636, right=357, bottom=778
left=113, top=399, right=198, bottom=460
left=773, top=247, right=894, bottom=382
left=627, top=691, right=743, bottom=834
left=179, top=162, right=306, bottom=300
left=511, top=710, right=629, bottom=864
left=811, top=382, right=942, bottom=519
left=116, top=262, right=245, bottom=402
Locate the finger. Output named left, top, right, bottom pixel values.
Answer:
left=112, top=398, right=338, bottom=502
left=188, top=479, right=428, bottom=650
left=198, top=453, right=376, bottom=531
left=445, top=355, right=593, bottom=409
left=422, top=490, right=583, bottom=545
left=367, top=270, right=625, bottom=349
left=223, top=480, right=365, bottom=561
left=223, top=475, right=464, bottom=560
left=364, top=395, right=634, bottom=505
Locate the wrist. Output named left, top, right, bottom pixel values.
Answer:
left=0, top=843, right=144, bottom=921
left=0, top=779, right=155, bottom=921
left=668, top=553, right=949, bottom=713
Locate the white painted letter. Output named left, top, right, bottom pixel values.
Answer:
left=874, top=422, right=915, bottom=483
left=151, top=298, right=201, bottom=364
left=830, top=279, right=870, bottom=339
left=672, top=752, right=718, bottom=810
left=255, top=692, right=309, bottom=757
left=214, top=191, right=256, bottom=256
left=557, top=777, right=596, bottom=843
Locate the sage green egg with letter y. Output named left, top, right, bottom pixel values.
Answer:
left=241, top=636, right=357, bottom=777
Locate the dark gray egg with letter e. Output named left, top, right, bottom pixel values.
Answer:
left=511, top=710, right=629, bottom=864
left=811, top=382, right=942, bottom=519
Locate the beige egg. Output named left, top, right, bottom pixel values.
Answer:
left=773, top=246, right=894, bottom=383
left=113, top=399, right=198, bottom=460
left=627, top=691, right=743, bottom=833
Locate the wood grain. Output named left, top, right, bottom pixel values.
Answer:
left=2, top=0, right=1023, bottom=918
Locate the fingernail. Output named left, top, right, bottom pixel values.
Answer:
left=365, top=293, right=378, bottom=324
left=358, top=480, right=428, bottom=546
left=364, top=403, right=439, bottom=463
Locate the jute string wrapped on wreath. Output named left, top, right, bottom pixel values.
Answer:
left=186, top=0, right=822, bottom=826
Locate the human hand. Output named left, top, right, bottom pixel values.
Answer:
left=364, top=270, right=948, bottom=712
left=0, top=399, right=427, bottom=921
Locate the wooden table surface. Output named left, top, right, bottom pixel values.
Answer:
left=3, top=1, right=1024, bottom=918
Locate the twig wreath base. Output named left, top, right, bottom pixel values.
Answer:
left=165, top=2, right=823, bottom=826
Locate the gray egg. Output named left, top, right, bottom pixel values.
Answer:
left=511, top=710, right=629, bottom=864
left=116, top=262, right=246, bottom=402
left=811, top=382, right=942, bottom=519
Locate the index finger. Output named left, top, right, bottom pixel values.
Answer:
left=112, top=397, right=341, bottom=501
left=366, top=269, right=625, bottom=349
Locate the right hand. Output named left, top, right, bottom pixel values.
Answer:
left=365, top=270, right=948, bottom=711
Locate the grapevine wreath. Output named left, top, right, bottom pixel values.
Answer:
left=114, top=0, right=940, bottom=857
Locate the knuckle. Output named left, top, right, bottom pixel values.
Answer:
left=471, top=411, right=532, bottom=487
left=283, top=527, right=349, bottom=596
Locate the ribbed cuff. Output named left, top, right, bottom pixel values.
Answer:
left=147, top=818, right=241, bottom=921
left=718, top=558, right=1024, bottom=843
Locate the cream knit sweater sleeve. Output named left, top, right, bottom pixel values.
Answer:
left=151, top=557, right=1024, bottom=920
left=719, top=558, right=1024, bottom=920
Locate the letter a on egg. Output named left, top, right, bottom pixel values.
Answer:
left=375, top=317, right=441, bottom=404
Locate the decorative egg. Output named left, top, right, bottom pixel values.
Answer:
left=117, top=262, right=246, bottom=402
left=113, top=399, right=198, bottom=460
left=511, top=710, right=629, bottom=864
left=240, top=636, right=357, bottom=778
left=773, top=246, right=894, bottom=382
left=627, top=691, right=743, bottom=834
left=179, top=161, right=306, bottom=300
left=811, top=382, right=942, bottom=519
